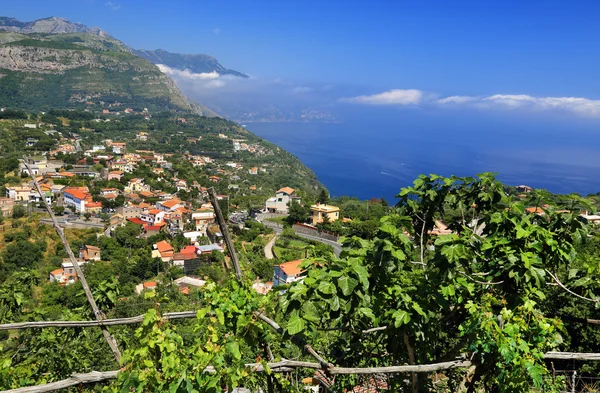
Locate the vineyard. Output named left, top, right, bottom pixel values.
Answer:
left=3, top=173, right=600, bottom=392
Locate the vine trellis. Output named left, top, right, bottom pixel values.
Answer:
left=4, top=168, right=600, bottom=393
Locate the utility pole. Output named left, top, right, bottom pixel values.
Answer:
left=208, top=187, right=242, bottom=279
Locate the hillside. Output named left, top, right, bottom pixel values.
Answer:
left=0, top=16, right=110, bottom=37
left=134, top=48, right=248, bottom=78
left=0, top=31, right=200, bottom=113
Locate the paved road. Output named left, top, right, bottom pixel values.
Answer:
left=270, top=227, right=342, bottom=257
left=40, top=218, right=105, bottom=229
left=264, top=234, right=279, bottom=259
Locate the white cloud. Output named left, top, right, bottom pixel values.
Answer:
left=104, top=1, right=121, bottom=10
left=157, top=64, right=220, bottom=80
left=437, top=93, right=600, bottom=117
left=343, top=89, right=423, bottom=105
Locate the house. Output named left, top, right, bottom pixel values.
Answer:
left=20, top=156, right=64, bottom=176
left=0, top=197, right=14, bottom=216
left=49, top=259, right=86, bottom=285
left=252, top=281, right=274, bottom=295
left=125, top=178, right=150, bottom=194
left=172, top=245, right=199, bottom=269
left=192, top=209, right=215, bottom=232
left=310, top=204, right=340, bottom=225
left=152, top=240, right=174, bottom=262
left=265, top=187, right=300, bottom=214
left=109, top=214, right=125, bottom=230
left=142, top=224, right=164, bottom=238
left=85, top=201, right=103, bottom=214
left=108, top=171, right=124, bottom=181
left=273, top=260, right=305, bottom=286
left=6, top=185, right=31, bottom=202
left=80, top=245, right=101, bottom=261
left=140, top=209, right=166, bottom=226
left=67, top=166, right=99, bottom=178
left=174, top=276, right=206, bottom=294
left=248, top=167, right=258, bottom=175
left=136, top=132, right=148, bottom=141
left=158, top=198, right=183, bottom=212
left=175, top=179, right=188, bottom=191
left=63, top=187, right=91, bottom=213
left=110, top=142, right=126, bottom=154
left=116, top=205, right=143, bottom=219
left=92, top=145, right=105, bottom=152
left=208, top=176, right=220, bottom=183
left=197, top=244, right=224, bottom=255
left=183, top=231, right=206, bottom=243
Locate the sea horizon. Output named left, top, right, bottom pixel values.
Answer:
left=248, top=108, right=600, bottom=201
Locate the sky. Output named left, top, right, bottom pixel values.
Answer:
left=4, top=0, right=600, bottom=119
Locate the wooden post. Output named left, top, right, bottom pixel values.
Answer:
left=23, top=159, right=122, bottom=363
left=208, top=187, right=242, bottom=279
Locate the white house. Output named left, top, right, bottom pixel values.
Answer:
left=265, top=187, right=300, bottom=214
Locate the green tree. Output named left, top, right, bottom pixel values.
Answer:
left=317, top=188, right=329, bottom=204
left=12, top=204, right=26, bottom=219
left=286, top=200, right=308, bottom=225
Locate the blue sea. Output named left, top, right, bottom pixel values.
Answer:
left=247, top=108, right=600, bottom=201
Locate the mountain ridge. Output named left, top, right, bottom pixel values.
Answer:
left=0, top=16, right=110, bottom=37
left=134, top=49, right=248, bottom=78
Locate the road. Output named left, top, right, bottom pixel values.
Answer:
left=270, top=227, right=342, bottom=257
left=40, top=218, right=105, bottom=229
left=264, top=234, right=279, bottom=259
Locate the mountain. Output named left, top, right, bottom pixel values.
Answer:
left=0, top=16, right=110, bottom=37
left=134, top=49, right=248, bottom=78
left=0, top=17, right=204, bottom=114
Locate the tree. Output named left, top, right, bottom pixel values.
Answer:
left=53, top=206, right=65, bottom=216
left=12, top=204, right=26, bottom=219
left=286, top=201, right=308, bottom=225
left=317, top=188, right=329, bottom=204
left=83, top=212, right=92, bottom=221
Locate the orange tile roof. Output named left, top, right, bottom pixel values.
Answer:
left=143, top=281, right=157, bottom=288
left=155, top=240, right=173, bottom=253
left=161, top=199, right=182, bottom=208
left=65, top=188, right=89, bottom=200
left=149, top=209, right=161, bottom=215
left=277, top=187, right=295, bottom=195
left=279, top=260, right=304, bottom=276
left=50, top=268, right=63, bottom=276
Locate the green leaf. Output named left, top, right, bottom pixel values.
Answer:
left=338, top=276, right=359, bottom=296
left=215, top=309, right=225, bottom=325
left=392, top=310, right=411, bottom=327
left=302, top=301, right=320, bottom=322
left=287, top=314, right=306, bottom=335
left=318, top=281, right=335, bottom=295
left=226, top=340, right=241, bottom=360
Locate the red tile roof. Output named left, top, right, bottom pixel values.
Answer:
left=127, top=217, right=144, bottom=225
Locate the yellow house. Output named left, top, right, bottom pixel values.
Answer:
left=310, top=204, right=340, bottom=225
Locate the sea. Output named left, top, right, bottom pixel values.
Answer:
left=247, top=107, right=600, bottom=201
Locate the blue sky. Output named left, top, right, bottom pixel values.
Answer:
left=5, top=0, right=600, bottom=118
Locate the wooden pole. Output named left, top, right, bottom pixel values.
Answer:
left=208, top=187, right=242, bottom=279
left=23, top=159, right=122, bottom=363
left=0, top=311, right=198, bottom=331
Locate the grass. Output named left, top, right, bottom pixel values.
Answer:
left=267, top=216, right=287, bottom=225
